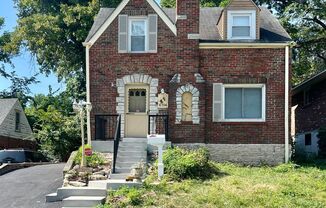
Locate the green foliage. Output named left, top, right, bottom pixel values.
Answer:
left=74, top=144, right=105, bottom=168
left=318, top=127, right=326, bottom=158
left=280, top=0, right=326, bottom=85
left=105, top=186, right=144, bottom=207
left=163, top=147, right=217, bottom=180
left=102, top=161, right=326, bottom=207
left=25, top=92, right=81, bottom=161
left=11, top=0, right=122, bottom=99
left=160, top=0, right=223, bottom=8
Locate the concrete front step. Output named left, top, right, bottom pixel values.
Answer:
left=46, top=187, right=107, bottom=203
left=114, top=167, right=132, bottom=173
left=88, top=179, right=142, bottom=190
left=115, top=161, right=140, bottom=168
left=122, top=138, right=147, bottom=143
left=116, top=156, right=146, bottom=163
left=109, top=173, right=129, bottom=180
left=118, top=150, right=147, bottom=157
left=46, top=193, right=59, bottom=202
left=118, top=146, right=146, bottom=151
left=62, top=196, right=105, bottom=207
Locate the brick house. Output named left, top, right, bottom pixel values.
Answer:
left=83, top=0, right=292, bottom=165
left=0, top=98, right=35, bottom=150
left=292, top=70, right=326, bottom=157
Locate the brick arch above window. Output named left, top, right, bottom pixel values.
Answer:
left=175, top=84, right=200, bottom=124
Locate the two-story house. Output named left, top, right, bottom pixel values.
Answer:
left=83, top=0, right=291, bottom=165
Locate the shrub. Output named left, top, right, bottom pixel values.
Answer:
left=162, top=147, right=217, bottom=180
left=318, top=127, right=326, bottom=158
left=74, top=144, right=105, bottom=168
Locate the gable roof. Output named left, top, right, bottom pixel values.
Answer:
left=225, top=0, right=260, bottom=10
left=0, top=98, right=18, bottom=126
left=86, top=6, right=291, bottom=44
left=85, top=0, right=177, bottom=45
left=292, top=70, right=326, bottom=95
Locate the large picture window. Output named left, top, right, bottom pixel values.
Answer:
left=212, top=83, right=266, bottom=122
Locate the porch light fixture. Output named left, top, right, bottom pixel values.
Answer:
left=73, top=99, right=90, bottom=167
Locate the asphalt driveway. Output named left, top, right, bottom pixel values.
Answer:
left=0, top=163, right=64, bottom=208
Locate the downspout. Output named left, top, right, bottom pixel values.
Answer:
left=83, top=42, right=92, bottom=145
left=285, top=46, right=290, bottom=163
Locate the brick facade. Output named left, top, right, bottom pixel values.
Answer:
left=293, top=79, right=326, bottom=133
left=88, top=0, right=289, bottom=164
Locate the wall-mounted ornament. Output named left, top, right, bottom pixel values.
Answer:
left=158, top=89, right=168, bottom=109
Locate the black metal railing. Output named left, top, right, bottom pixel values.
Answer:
left=112, top=115, right=121, bottom=173
left=148, top=114, right=169, bottom=141
left=95, top=115, right=119, bottom=140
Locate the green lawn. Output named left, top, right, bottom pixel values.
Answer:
left=99, top=161, right=326, bottom=208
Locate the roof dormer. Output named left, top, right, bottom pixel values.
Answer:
left=217, top=0, right=260, bottom=41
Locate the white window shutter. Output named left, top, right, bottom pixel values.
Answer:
left=213, top=83, right=223, bottom=122
left=148, top=14, right=157, bottom=52
left=118, top=15, right=128, bottom=53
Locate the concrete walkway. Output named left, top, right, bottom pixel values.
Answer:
left=0, top=163, right=64, bottom=208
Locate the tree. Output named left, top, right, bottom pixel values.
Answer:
left=160, top=0, right=223, bottom=7
left=0, top=17, right=38, bottom=106
left=280, top=0, right=326, bottom=84
left=25, top=91, right=81, bottom=161
left=11, top=0, right=123, bottom=99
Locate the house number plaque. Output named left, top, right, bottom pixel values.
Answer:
left=158, top=89, right=168, bottom=109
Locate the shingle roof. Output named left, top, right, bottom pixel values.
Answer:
left=85, top=7, right=291, bottom=43
left=292, top=70, right=326, bottom=95
left=0, top=98, right=18, bottom=126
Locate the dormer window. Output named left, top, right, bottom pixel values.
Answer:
left=129, top=19, right=147, bottom=52
left=227, top=10, right=256, bottom=40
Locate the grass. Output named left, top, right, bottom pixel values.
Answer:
left=98, top=161, right=326, bottom=208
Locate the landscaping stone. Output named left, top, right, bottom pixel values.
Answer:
left=89, top=174, right=107, bottom=180
left=68, top=181, right=87, bottom=187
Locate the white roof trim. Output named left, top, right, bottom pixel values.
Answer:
left=87, top=0, right=176, bottom=46
left=199, top=42, right=291, bottom=49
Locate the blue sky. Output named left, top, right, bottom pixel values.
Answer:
left=0, top=0, right=65, bottom=95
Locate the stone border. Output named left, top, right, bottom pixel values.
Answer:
left=175, top=84, right=200, bottom=124
left=116, top=74, right=159, bottom=137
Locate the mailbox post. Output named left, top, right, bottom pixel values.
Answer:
left=147, top=134, right=165, bottom=178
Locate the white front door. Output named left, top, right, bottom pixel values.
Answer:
left=125, top=85, right=149, bottom=138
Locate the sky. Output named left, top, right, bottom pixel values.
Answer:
left=0, top=0, right=65, bottom=95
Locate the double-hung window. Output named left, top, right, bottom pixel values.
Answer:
left=129, top=19, right=147, bottom=52
left=119, top=14, right=157, bottom=53
left=227, top=11, right=256, bottom=40
left=213, top=84, right=266, bottom=122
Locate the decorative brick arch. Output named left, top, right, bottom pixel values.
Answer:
left=116, top=74, right=159, bottom=137
left=175, top=84, right=200, bottom=124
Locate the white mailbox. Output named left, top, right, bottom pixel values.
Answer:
left=147, top=134, right=166, bottom=178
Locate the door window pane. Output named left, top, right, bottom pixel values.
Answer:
left=129, top=89, right=146, bottom=113
left=130, top=20, right=146, bottom=52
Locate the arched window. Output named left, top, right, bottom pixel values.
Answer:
left=182, top=92, right=192, bottom=121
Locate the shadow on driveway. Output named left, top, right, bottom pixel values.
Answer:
left=0, top=163, right=64, bottom=208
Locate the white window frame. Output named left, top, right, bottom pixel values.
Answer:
left=227, top=10, right=256, bottom=40
left=128, top=17, right=148, bottom=53
left=222, top=84, right=266, bottom=122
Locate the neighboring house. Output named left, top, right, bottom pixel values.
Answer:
left=83, top=0, right=292, bottom=165
left=292, top=70, right=326, bottom=157
left=0, top=98, right=35, bottom=150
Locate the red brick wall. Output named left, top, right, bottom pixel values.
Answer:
left=292, top=80, right=326, bottom=133
left=89, top=0, right=178, bottom=139
left=200, top=48, right=286, bottom=144
left=89, top=0, right=287, bottom=145
left=0, top=136, right=36, bottom=150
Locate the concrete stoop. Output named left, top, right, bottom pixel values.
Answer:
left=46, top=138, right=147, bottom=208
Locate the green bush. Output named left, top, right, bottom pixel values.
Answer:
left=318, top=127, right=326, bottom=158
left=74, top=144, right=105, bottom=168
left=162, top=147, right=217, bottom=180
